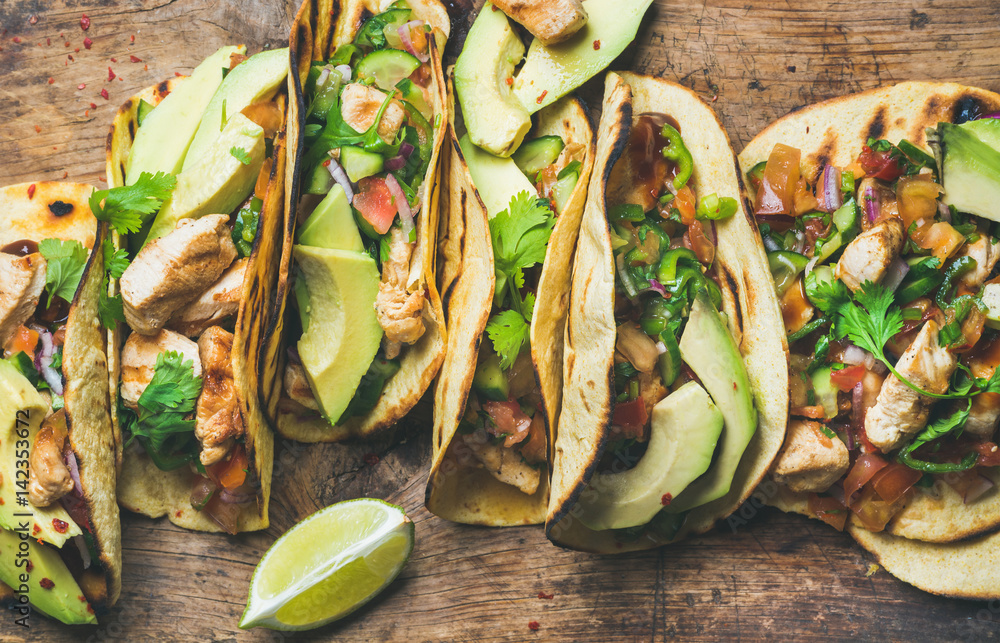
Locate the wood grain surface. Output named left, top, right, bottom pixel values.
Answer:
left=3, top=0, right=1000, bottom=640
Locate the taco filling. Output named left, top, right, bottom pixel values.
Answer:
left=572, top=113, right=757, bottom=540
left=754, top=115, right=1000, bottom=534
left=0, top=197, right=108, bottom=624
left=281, top=2, right=441, bottom=426
left=448, top=133, right=586, bottom=496
left=106, top=46, right=286, bottom=533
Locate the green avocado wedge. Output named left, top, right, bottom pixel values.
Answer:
left=574, top=381, right=723, bottom=531
left=293, top=245, right=383, bottom=424
left=0, top=529, right=96, bottom=625
left=666, top=289, right=757, bottom=513
left=932, top=120, right=1000, bottom=222
left=513, top=0, right=654, bottom=114
left=125, top=45, right=245, bottom=184
left=144, top=114, right=265, bottom=244
left=182, top=47, right=289, bottom=172
left=296, top=185, right=365, bottom=252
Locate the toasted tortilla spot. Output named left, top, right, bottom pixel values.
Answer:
left=866, top=105, right=886, bottom=141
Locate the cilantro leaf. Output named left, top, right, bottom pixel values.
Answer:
left=490, top=191, right=555, bottom=279
left=840, top=281, right=904, bottom=358
left=98, top=285, right=126, bottom=329
left=126, top=351, right=202, bottom=453
left=485, top=309, right=530, bottom=370
left=89, top=171, right=177, bottom=234
left=898, top=401, right=977, bottom=473
left=804, top=272, right=852, bottom=316
left=38, top=238, right=89, bottom=305
left=103, top=238, right=130, bottom=279
left=230, top=146, right=252, bottom=166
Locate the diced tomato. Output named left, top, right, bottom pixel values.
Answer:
left=792, top=177, right=819, bottom=215
left=519, top=414, right=547, bottom=464
left=850, top=485, right=901, bottom=532
left=896, top=175, right=942, bottom=229
left=255, top=157, right=273, bottom=200
left=790, top=405, right=826, bottom=420
left=612, top=397, right=647, bottom=440
left=843, top=452, right=888, bottom=503
left=51, top=326, right=66, bottom=347
left=685, top=219, right=715, bottom=265
left=482, top=400, right=532, bottom=446
left=210, top=445, right=248, bottom=490
left=673, top=185, right=697, bottom=225
left=353, top=177, right=398, bottom=235
left=857, top=144, right=906, bottom=182
left=240, top=101, right=283, bottom=138
left=6, top=325, right=39, bottom=359
left=975, top=441, right=1000, bottom=467
left=802, top=215, right=830, bottom=254
left=830, top=364, right=865, bottom=392
left=536, top=166, right=559, bottom=201
left=204, top=494, right=241, bottom=535
left=869, top=463, right=922, bottom=505
left=808, top=494, right=848, bottom=531
left=754, top=143, right=801, bottom=215
left=913, top=221, right=964, bottom=263
left=780, top=278, right=814, bottom=335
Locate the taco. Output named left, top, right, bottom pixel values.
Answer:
left=545, top=72, right=788, bottom=552
left=103, top=45, right=288, bottom=533
left=262, top=0, right=450, bottom=443
left=424, top=68, right=594, bottom=525
left=738, top=81, right=1000, bottom=596
left=0, top=182, right=120, bottom=623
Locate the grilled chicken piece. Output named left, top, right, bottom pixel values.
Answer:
left=462, top=430, right=541, bottom=495
left=963, top=342, right=1000, bottom=438
left=0, top=252, right=47, bottom=346
left=616, top=323, right=659, bottom=374
left=340, top=83, right=406, bottom=143
left=772, top=419, right=849, bottom=493
left=958, top=236, right=1000, bottom=288
left=283, top=361, right=319, bottom=411
left=195, top=326, right=244, bottom=466
left=120, top=214, right=237, bottom=335
left=167, top=258, right=247, bottom=337
left=120, top=329, right=202, bottom=409
left=866, top=320, right=958, bottom=452
left=376, top=227, right=425, bottom=358
left=27, top=410, right=74, bottom=507
left=492, top=0, right=588, bottom=45
left=835, top=217, right=905, bottom=292
left=639, top=369, right=667, bottom=429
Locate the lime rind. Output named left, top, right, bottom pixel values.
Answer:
left=239, top=498, right=415, bottom=631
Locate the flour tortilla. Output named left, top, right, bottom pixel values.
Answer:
left=105, top=73, right=286, bottom=532
left=0, top=182, right=121, bottom=606
left=264, top=0, right=451, bottom=442
left=546, top=72, right=789, bottom=553
left=425, top=73, right=595, bottom=525
left=738, top=81, right=1000, bottom=544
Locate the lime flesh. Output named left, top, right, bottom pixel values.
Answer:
left=240, top=499, right=414, bottom=631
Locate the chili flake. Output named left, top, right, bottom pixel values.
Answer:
left=46, top=37, right=51, bottom=45
left=75, top=47, right=80, bottom=52
left=78, top=595, right=86, bottom=602
left=83, top=37, right=92, bottom=49
left=89, top=102, right=96, bottom=108
left=661, top=493, right=673, bottom=506
left=110, top=57, right=117, bottom=62
left=62, top=172, right=68, bottom=179
left=87, top=604, right=95, bottom=614
left=25, top=561, right=33, bottom=572
left=130, top=35, right=135, bottom=43
left=34, top=125, right=41, bottom=133
left=505, top=77, right=513, bottom=86
left=80, top=14, right=90, bottom=31
left=130, top=54, right=142, bottom=63
left=0, top=499, right=5, bottom=506
left=175, top=510, right=183, bottom=517
left=29, top=15, right=38, bottom=25
left=528, top=621, right=540, bottom=631
left=65, top=41, right=70, bottom=47
left=27, top=184, right=36, bottom=199
left=537, top=591, right=554, bottom=600
left=100, top=88, right=109, bottom=99
left=40, top=578, right=54, bottom=589
left=175, top=71, right=183, bottom=77
left=593, top=40, right=601, bottom=50
left=52, top=519, right=69, bottom=533
left=364, top=453, right=380, bottom=466
left=68, top=54, right=74, bottom=61
left=536, top=90, right=548, bottom=104
left=11, top=37, right=21, bottom=44
left=108, top=66, right=116, bottom=81
left=77, top=83, right=85, bottom=89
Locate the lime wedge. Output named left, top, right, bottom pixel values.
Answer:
left=239, top=499, right=415, bottom=631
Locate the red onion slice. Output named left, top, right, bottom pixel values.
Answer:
left=822, top=165, right=842, bottom=212
left=219, top=488, right=255, bottom=504
left=385, top=174, right=415, bottom=238
left=64, top=450, right=83, bottom=497
left=73, top=535, right=92, bottom=570
left=647, top=279, right=666, bottom=296
left=334, top=64, right=352, bottom=82
left=938, top=200, right=952, bottom=222
left=862, top=183, right=880, bottom=225
left=325, top=157, right=354, bottom=203
left=881, top=258, right=910, bottom=293
left=399, top=21, right=429, bottom=63
left=30, top=324, right=63, bottom=396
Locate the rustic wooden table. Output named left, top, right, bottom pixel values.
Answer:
left=2, top=0, right=1000, bottom=640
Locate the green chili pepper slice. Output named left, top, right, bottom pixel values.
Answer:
left=935, top=256, right=977, bottom=309
left=661, top=123, right=693, bottom=191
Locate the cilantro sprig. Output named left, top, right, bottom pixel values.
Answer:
left=89, top=171, right=176, bottom=234
left=230, top=146, right=252, bottom=166
left=38, top=238, right=89, bottom=305
left=484, top=192, right=555, bottom=370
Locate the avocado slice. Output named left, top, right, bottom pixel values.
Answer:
left=296, top=185, right=365, bottom=252
left=932, top=121, right=1000, bottom=222
left=144, top=113, right=265, bottom=244
left=293, top=245, right=383, bottom=424
left=0, top=529, right=95, bottom=625
left=513, top=0, right=654, bottom=114
left=666, top=290, right=757, bottom=513
left=454, top=4, right=532, bottom=157
left=458, top=134, right=535, bottom=217
left=0, top=360, right=81, bottom=547
left=574, top=381, right=723, bottom=531
left=182, top=47, right=289, bottom=172
left=125, top=45, right=245, bottom=184
left=472, top=353, right=509, bottom=402
left=982, top=282, right=1000, bottom=329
